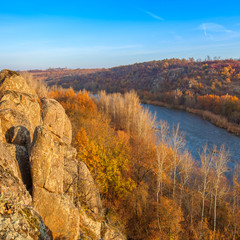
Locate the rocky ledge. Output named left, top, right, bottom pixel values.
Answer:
left=0, top=70, right=126, bottom=240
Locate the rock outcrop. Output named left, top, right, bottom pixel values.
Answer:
left=0, top=153, right=32, bottom=206
left=30, top=126, right=80, bottom=239
left=0, top=109, right=32, bottom=146
left=0, top=90, right=41, bottom=134
left=77, top=161, right=103, bottom=215
left=0, top=143, right=32, bottom=191
left=0, top=70, right=41, bottom=148
left=0, top=70, right=36, bottom=96
left=30, top=126, right=64, bottom=194
left=0, top=69, right=126, bottom=240
left=41, top=98, right=72, bottom=145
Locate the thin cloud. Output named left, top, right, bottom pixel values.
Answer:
left=199, top=23, right=232, bottom=37
left=202, top=24, right=207, bottom=37
left=144, top=10, right=164, bottom=21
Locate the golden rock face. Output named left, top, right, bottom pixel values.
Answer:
left=0, top=69, right=126, bottom=240
left=0, top=69, right=79, bottom=239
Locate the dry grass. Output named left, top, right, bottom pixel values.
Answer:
left=20, top=71, right=48, bottom=98
left=187, top=108, right=240, bottom=136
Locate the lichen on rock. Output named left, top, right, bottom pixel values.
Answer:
left=0, top=190, right=52, bottom=240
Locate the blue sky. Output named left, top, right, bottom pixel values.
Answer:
left=1, top=0, right=240, bottom=70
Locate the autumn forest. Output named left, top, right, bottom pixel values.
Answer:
left=27, top=57, right=240, bottom=240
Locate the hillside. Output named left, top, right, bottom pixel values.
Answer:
left=28, top=68, right=104, bottom=84
left=36, top=59, right=240, bottom=96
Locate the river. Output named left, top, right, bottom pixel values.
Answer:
left=144, top=104, right=240, bottom=166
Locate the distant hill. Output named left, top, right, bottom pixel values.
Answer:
left=33, top=59, right=240, bottom=97
left=28, top=67, right=104, bottom=83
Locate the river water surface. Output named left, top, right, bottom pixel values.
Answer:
left=144, top=104, right=240, bottom=166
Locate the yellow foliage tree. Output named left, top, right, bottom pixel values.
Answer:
left=74, top=127, right=135, bottom=202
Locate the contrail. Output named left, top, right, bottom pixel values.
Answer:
left=202, top=24, right=207, bottom=37
left=144, top=10, right=164, bottom=21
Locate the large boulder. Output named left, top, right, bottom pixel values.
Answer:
left=0, top=143, right=22, bottom=180
left=0, top=69, right=36, bottom=96
left=0, top=90, right=42, bottom=133
left=41, top=98, right=72, bottom=144
left=0, top=143, right=32, bottom=192
left=30, top=126, right=64, bottom=194
left=77, top=161, right=103, bottom=216
left=30, top=126, right=80, bottom=239
left=33, top=186, right=79, bottom=240
left=0, top=109, right=32, bottom=145
left=5, top=125, right=31, bottom=149
left=0, top=144, right=32, bottom=205
left=0, top=70, right=42, bottom=147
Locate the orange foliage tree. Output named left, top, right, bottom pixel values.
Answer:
left=48, top=87, right=97, bottom=118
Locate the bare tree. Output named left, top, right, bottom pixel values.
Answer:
left=155, top=121, right=170, bottom=231
left=170, top=124, right=185, bottom=200
left=199, top=145, right=213, bottom=231
left=179, top=150, right=193, bottom=207
left=212, top=145, right=230, bottom=239
left=156, top=121, right=169, bottom=197
left=232, top=163, right=240, bottom=240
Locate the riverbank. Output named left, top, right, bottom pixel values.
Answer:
left=143, top=99, right=240, bottom=136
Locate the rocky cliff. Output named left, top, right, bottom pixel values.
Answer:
left=0, top=70, right=126, bottom=240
